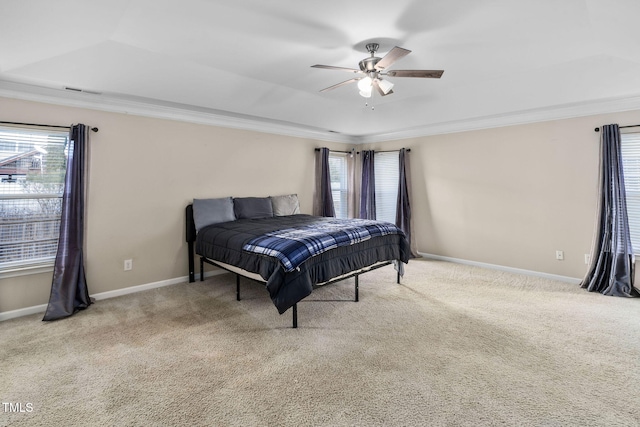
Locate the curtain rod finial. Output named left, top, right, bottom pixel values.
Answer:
left=91, top=127, right=99, bottom=132
left=595, top=127, right=600, bottom=132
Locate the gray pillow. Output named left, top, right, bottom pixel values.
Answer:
left=192, top=197, right=235, bottom=232
left=271, top=194, right=300, bottom=216
left=234, top=197, right=274, bottom=219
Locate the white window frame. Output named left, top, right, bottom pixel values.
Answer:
left=0, top=125, right=68, bottom=278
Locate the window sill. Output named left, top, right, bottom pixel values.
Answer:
left=0, top=264, right=54, bottom=280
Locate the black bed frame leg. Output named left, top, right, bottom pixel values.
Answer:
left=236, top=274, right=241, bottom=301
left=355, top=275, right=359, bottom=302
left=188, top=241, right=195, bottom=283
left=397, top=271, right=400, bottom=284
left=200, top=257, right=204, bottom=281
left=292, top=304, right=298, bottom=328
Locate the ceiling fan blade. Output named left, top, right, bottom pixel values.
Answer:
left=374, top=46, right=411, bottom=70
left=311, top=64, right=361, bottom=74
left=319, top=78, right=360, bottom=92
left=385, top=70, right=444, bottom=78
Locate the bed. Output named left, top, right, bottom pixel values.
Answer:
left=186, top=195, right=411, bottom=327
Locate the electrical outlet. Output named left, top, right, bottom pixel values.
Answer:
left=124, top=259, right=133, bottom=271
left=584, top=254, right=591, bottom=265
left=555, top=250, right=564, bottom=261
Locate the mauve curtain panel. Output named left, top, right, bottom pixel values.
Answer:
left=43, top=124, right=91, bottom=321
left=313, top=147, right=335, bottom=217
left=359, top=150, right=376, bottom=220
left=396, top=148, right=417, bottom=257
left=581, top=124, right=638, bottom=297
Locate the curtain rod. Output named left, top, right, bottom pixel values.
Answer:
left=314, top=148, right=411, bottom=154
left=594, top=125, right=640, bottom=132
left=357, top=148, right=411, bottom=154
left=0, top=121, right=99, bottom=132
left=314, top=148, right=353, bottom=154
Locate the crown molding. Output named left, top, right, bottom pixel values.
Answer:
left=0, top=80, right=355, bottom=144
left=2, top=80, right=640, bottom=145
left=355, top=93, right=640, bottom=143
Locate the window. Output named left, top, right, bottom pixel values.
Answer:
left=329, top=152, right=349, bottom=218
left=374, top=151, right=399, bottom=223
left=0, top=125, right=68, bottom=274
left=621, top=131, right=640, bottom=253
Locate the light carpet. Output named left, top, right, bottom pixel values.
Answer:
left=1, top=259, right=639, bottom=426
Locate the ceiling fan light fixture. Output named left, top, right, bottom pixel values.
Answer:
left=358, top=76, right=373, bottom=98
left=357, top=76, right=373, bottom=91
left=359, top=88, right=372, bottom=98
left=377, top=78, right=394, bottom=94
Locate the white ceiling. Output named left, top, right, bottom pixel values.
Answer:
left=2, top=0, right=640, bottom=142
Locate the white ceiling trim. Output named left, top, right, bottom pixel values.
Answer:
left=2, top=80, right=640, bottom=145
left=355, top=93, right=640, bottom=144
left=0, top=80, right=352, bottom=143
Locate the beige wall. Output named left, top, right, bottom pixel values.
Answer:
left=367, top=110, right=640, bottom=280
left=2, top=95, right=640, bottom=314
left=0, top=96, right=347, bottom=312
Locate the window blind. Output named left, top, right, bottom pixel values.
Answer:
left=374, top=151, right=399, bottom=223
left=620, top=131, right=640, bottom=253
left=329, top=152, right=348, bottom=219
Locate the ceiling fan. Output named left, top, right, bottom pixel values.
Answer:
left=311, top=43, right=444, bottom=98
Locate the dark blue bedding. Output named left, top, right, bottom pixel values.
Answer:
left=195, top=215, right=411, bottom=314
left=242, top=218, right=404, bottom=273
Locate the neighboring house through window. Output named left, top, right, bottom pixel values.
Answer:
left=0, top=125, right=68, bottom=276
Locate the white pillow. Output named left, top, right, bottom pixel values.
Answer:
left=270, top=194, right=300, bottom=216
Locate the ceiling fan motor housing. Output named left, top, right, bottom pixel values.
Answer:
left=359, top=57, right=381, bottom=72
left=360, top=43, right=381, bottom=72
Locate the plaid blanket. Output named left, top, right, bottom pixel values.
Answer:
left=242, top=218, right=404, bottom=272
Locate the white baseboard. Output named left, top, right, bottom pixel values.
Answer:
left=0, top=270, right=226, bottom=322
left=0, top=303, right=49, bottom=322
left=2, top=256, right=582, bottom=322
left=418, top=252, right=582, bottom=284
